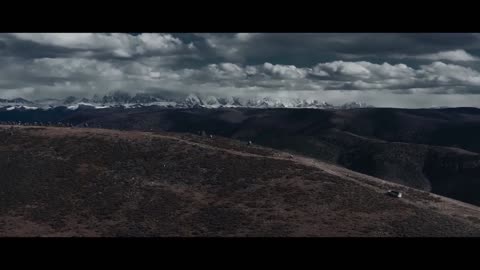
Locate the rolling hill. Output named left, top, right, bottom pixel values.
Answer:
left=1, top=125, right=480, bottom=236
left=2, top=107, right=480, bottom=206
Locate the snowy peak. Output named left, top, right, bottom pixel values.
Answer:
left=0, top=93, right=373, bottom=111
left=184, top=94, right=203, bottom=107
left=0, top=98, right=33, bottom=105
left=203, top=96, right=222, bottom=108
left=130, top=93, right=161, bottom=104
left=0, top=98, right=38, bottom=110
left=63, top=96, right=78, bottom=105
left=339, top=102, right=372, bottom=109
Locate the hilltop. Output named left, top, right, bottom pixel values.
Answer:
left=1, top=125, right=479, bottom=236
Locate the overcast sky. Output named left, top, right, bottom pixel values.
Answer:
left=2, top=33, right=480, bottom=107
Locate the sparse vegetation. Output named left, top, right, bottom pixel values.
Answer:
left=0, top=125, right=479, bottom=237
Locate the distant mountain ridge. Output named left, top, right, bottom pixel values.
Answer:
left=0, top=92, right=372, bottom=111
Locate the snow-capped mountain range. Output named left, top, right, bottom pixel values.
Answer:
left=0, top=92, right=372, bottom=111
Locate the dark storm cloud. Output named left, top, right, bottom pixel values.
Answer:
left=0, top=37, right=78, bottom=59
left=193, top=33, right=480, bottom=67
left=2, top=33, right=480, bottom=107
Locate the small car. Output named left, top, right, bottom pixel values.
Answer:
left=387, top=190, right=403, bottom=198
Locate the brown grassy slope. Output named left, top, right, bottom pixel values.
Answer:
left=1, top=125, right=480, bottom=237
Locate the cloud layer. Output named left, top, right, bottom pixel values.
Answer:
left=1, top=33, right=480, bottom=108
